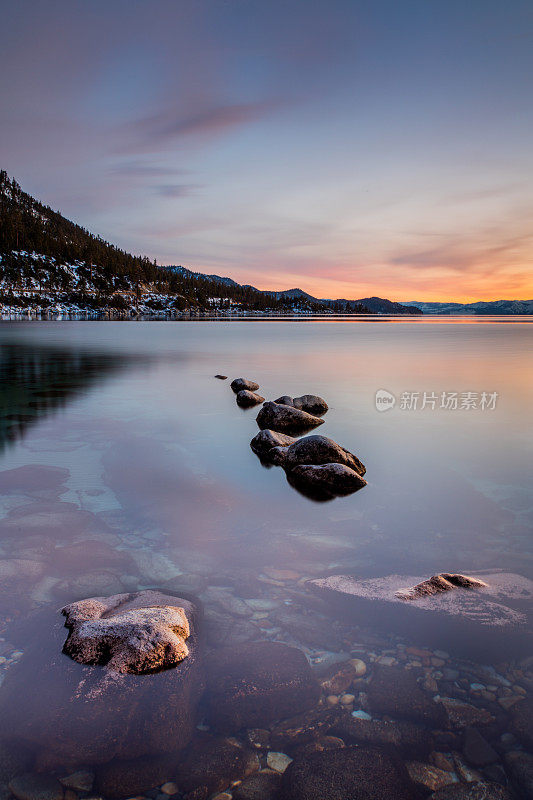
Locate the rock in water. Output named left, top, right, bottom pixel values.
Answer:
left=0, top=591, right=204, bottom=769
left=274, top=434, right=366, bottom=475
left=256, top=402, right=324, bottom=434
left=430, top=783, right=512, bottom=800
left=236, top=390, right=265, bottom=408
left=274, top=395, right=328, bottom=416
left=231, top=378, right=260, bottom=392
left=281, top=746, right=417, bottom=800
left=396, top=574, right=487, bottom=600
left=250, top=429, right=296, bottom=457
left=214, top=375, right=228, bottom=380
left=308, top=572, right=533, bottom=661
left=288, top=463, right=367, bottom=500
left=62, top=592, right=191, bottom=673
left=8, top=774, right=64, bottom=800
left=366, top=665, right=448, bottom=727
left=174, top=738, right=259, bottom=795
left=206, top=641, right=320, bottom=732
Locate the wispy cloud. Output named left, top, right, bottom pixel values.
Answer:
left=155, top=183, right=200, bottom=198
left=116, top=99, right=283, bottom=154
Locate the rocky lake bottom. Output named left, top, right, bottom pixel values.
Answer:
left=0, top=320, right=531, bottom=800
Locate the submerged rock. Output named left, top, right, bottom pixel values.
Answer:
left=62, top=591, right=191, bottom=674
left=8, top=773, right=64, bottom=800
left=231, top=378, right=260, bottom=393
left=96, top=755, right=174, bottom=799
left=256, top=402, right=324, bottom=434
left=503, top=751, right=533, bottom=800
left=232, top=770, right=282, bottom=800
left=273, top=395, right=328, bottom=416
left=396, top=574, right=488, bottom=600
left=288, top=463, right=367, bottom=499
left=332, top=713, right=434, bottom=759
left=308, top=572, right=533, bottom=661
left=206, top=641, right=320, bottom=732
left=0, top=591, right=204, bottom=768
left=430, top=783, right=512, bottom=800
left=366, top=665, right=448, bottom=727
left=509, top=699, right=533, bottom=750
left=281, top=746, right=417, bottom=800
left=236, top=390, right=265, bottom=408
left=250, top=429, right=296, bottom=457
left=406, top=761, right=457, bottom=792
left=176, top=738, right=259, bottom=796
left=462, top=727, right=498, bottom=766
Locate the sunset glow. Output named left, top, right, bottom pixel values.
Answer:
left=2, top=0, right=532, bottom=302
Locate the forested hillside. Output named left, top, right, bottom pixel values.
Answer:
left=0, top=172, right=312, bottom=314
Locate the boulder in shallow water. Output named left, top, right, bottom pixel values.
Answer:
left=274, top=395, right=328, bottom=416
left=62, top=591, right=191, bottom=674
left=231, top=377, right=259, bottom=392
left=250, top=429, right=296, bottom=457
left=280, top=746, right=418, bottom=800
left=0, top=591, right=204, bottom=768
left=396, top=573, right=487, bottom=600
left=276, top=435, right=366, bottom=475
left=236, top=390, right=265, bottom=408
left=206, top=641, right=320, bottom=732
left=308, top=572, right=533, bottom=661
left=288, top=463, right=367, bottom=500
left=256, top=402, right=324, bottom=434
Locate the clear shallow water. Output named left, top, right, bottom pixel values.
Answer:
left=0, top=320, right=532, bottom=796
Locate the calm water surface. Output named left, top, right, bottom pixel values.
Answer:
left=0, top=319, right=532, bottom=793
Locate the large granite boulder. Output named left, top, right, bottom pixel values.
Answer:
left=273, top=395, right=328, bottom=416
left=308, top=572, right=533, bottom=661
left=236, top=390, right=265, bottom=408
left=0, top=591, right=204, bottom=769
left=280, top=746, right=419, bottom=800
left=231, top=378, right=260, bottom=392
left=62, top=592, right=191, bottom=674
left=256, top=402, right=324, bottom=434
left=271, top=435, right=366, bottom=475
left=206, top=641, right=320, bottom=732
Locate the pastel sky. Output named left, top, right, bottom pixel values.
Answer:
left=2, top=0, right=532, bottom=301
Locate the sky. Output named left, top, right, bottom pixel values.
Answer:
left=1, top=0, right=532, bottom=302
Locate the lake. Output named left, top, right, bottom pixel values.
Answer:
left=0, top=319, right=532, bottom=799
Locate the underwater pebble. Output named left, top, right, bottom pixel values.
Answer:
left=340, top=693, right=355, bottom=705
left=266, top=752, right=292, bottom=773
left=326, top=695, right=339, bottom=706
left=160, top=784, right=178, bottom=796
left=349, top=658, right=367, bottom=676
left=351, top=710, right=372, bottom=720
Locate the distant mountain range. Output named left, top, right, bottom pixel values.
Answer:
left=168, top=267, right=422, bottom=315
left=402, top=299, right=533, bottom=315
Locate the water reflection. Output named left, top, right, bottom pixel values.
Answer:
left=0, top=344, right=129, bottom=453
